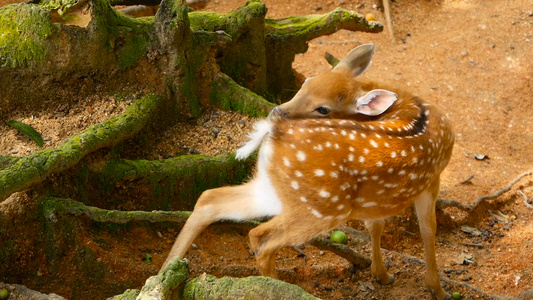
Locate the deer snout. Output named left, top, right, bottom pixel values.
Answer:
left=268, top=106, right=289, bottom=120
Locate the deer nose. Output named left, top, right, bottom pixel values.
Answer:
left=268, top=106, right=288, bottom=120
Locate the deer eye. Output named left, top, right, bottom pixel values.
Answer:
left=314, top=107, right=331, bottom=116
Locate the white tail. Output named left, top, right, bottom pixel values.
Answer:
left=162, top=44, right=454, bottom=300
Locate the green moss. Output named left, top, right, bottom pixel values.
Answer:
left=37, top=0, right=81, bottom=15
left=117, top=35, right=148, bottom=69
left=108, top=289, right=140, bottom=300
left=98, top=153, right=254, bottom=211
left=0, top=4, right=55, bottom=67
left=135, top=257, right=190, bottom=299
left=183, top=275, right=320, bottom=299
left=209, top=72, right=274, bottom=117
left=0, top=94, right=161, bottom=201
left=265, top=7, right=382, bottom=39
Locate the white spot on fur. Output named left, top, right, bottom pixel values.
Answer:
left=314, top=169, right=325, bottom=176
left=283, top=157, right=291, bottom=167
left=362, top=202, right=377, bottom=207
left=319, top=190, right=331, bottom=198
left=296, top=151, right=306, bottom=161
left=376, top=161, right=383, bottom=167
left=370, top=140, right=378, bottom=148
left=311, top=209, right=323, bottom=218
left=295, top=170, right=303, bottom=177
left=291, top=181, right=299, bottom=190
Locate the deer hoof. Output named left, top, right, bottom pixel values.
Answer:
left=377, top=273, right=395, bottom=285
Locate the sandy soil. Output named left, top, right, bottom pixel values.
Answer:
left=1, top=0, right=532, bottom=299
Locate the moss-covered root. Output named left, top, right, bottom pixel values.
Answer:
left=135, top=257, right=190, bottom=300
left=0, top=94, right=161, bottom=202
left=41, top=197, right=192, bottom=224
left=0, top=155, right=19, bottom=170
left=265, top=7, right=383, bottom=39
left=107, top=289, right=141, bottom=300
left=210, top=72, right=275, bottom=117
left=183, top=274, right=320, bottom=300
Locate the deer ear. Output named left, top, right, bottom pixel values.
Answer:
left=355, top=89, right=397, bottom=116
left=333, top=43, right=376, bottom=77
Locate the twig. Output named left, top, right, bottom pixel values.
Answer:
left=437, top=170, right=533, bottom=211
left=459, top=174, right=475, bottom=185
left=460, top=242, right=484, bottom=249
left=518, top=190, right=533, bottom=209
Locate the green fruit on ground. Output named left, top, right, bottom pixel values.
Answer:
left=0, top=288, right=9, bottom=300
left=330, top=230, right=348, bottom=244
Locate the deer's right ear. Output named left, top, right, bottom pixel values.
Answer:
left=333, top=43, right=376, bottom=77
left=355, top=89, right=397, bottom=116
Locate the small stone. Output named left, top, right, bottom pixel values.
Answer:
left=324, top=285, right=333, bottom=291
left=461, top=50, right=468, bottom=56
left=212, top=128, right=219, bottom=138
left=339, top=0, right=345, bottom=4
left=43, top=137, right=52, bottom=142
left=157, top=231, right=163, bottom=238
left=406, top=32, right=411, bottom=37
left=401, top=38, right=407, bottom=44
left=191, top=243, right=198, bottom=249
left=315, top=5, right=322, bottom=11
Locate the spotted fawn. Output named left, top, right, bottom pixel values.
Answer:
left=162, top=44, right=454, bottom=300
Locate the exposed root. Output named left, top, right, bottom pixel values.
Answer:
left=309, top=234, right=372, bottom=269
left=0, top=95, right=161, bottom=202
left=518, top=190, right=533, bottom=209
left=437, top=170, right=533, bottom=211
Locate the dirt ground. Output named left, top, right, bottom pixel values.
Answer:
left=1, top=0, right=532, bottom=299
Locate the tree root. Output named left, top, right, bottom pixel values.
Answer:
left=0, top=95, right=161, bottom=202
left=437, top=170, right=533, bottom=211
left=0, top=155, right=18, bottom=170
left=182, top=273, right=320, bottom=300
left=310, top=234, right=371, bottom=269
left=209, top=72, right=275, bottom=117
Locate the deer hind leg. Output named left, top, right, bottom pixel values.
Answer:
left=414, top=179, right=450, bottom=300
left=249, top=211, right=344, bottom=278
left=365, top=219, right=394, bottom=285
left=160, top=182, right=257, bottom=272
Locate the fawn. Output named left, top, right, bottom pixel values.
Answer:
left=162, top=44, right=454, bottom=300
